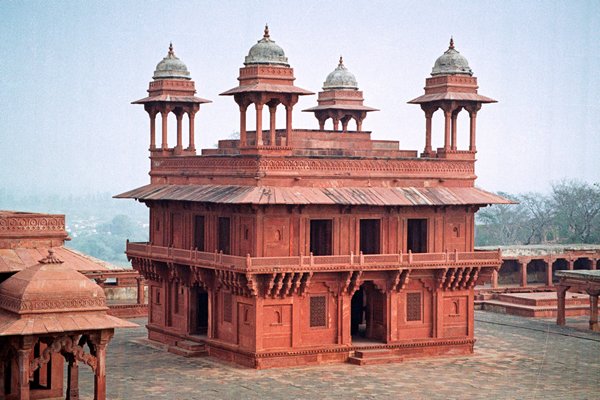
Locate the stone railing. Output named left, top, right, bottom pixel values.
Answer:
left=126, top=242, right=502, bottom=274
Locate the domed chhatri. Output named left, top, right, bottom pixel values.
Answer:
left=323, top=56, right=358, bottom=90
left=0, top=249, right=107, bottom=314
left=431, top=37, right=473, bottom=76
left=153, top=42, right=192, bottom=80
left=244, top=25, right=290, bottom=66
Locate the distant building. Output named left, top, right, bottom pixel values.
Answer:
left=119, top=28, right=510, bottom=368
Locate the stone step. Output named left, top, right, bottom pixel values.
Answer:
left=348, top=354, right=405, bottom=366
left=354, top=349, right=394, bottom=359
left=168, top=344, right=208, bottom=358
left=177, top=340, right=206, bottom=352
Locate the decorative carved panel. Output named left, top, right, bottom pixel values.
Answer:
left=407, top=292, right=422, bottom=322
left=309, top=296, right=327, bottom=327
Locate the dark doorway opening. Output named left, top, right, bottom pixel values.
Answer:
left=351, top=287, right=366, bottom=337
left=498, top=260, right=520, bottom=285
left=527, top=260, right=546, bottom=285
left=407, top=218, right=427, bottom=253
left=310, top=219, right=333, bottom=256
left=194, top=215, right=205, bottom=251
left=193, top=289, right=209, bottom=335
left=218, top=217, right=231, bottom=254
left=360, top=219, right=381, bottom=254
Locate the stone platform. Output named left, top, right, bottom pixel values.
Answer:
left=476, top=291, right=589, bottom=317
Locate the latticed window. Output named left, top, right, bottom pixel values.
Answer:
left=223, top=292, right=232, bottom=323
left=310, top=296, right=327, bottom=327
left=406, top=292, right=422, bottom=321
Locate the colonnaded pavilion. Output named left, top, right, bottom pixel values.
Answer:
left=118, top=27, right=512, bottom=368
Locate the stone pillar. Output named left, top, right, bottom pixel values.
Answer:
left=66, top=358, right=79, bottom=400
left=341, top=116, right=350, bottom=132
left=556, top=285, right=568, bottom=326
left=136, top=276, right=145, bottom=305
left=17, top=348, right=30, bottom=400
left=239, top=105, right=247, bottom=147
left=443, top=109, right=451, bottom=151
left=175, top=111, right=183, bottom=151
left=269, top=105, right=277, bottom=146
left=356, top=118, right=363, bottom=131
left=332, top=117, right=340, bottom=131
left=91, top=331, right=113, bottom=400
left=469, top=110, right=477, bottom=152
left=160, top=110, right=169, bottom=150
left=187, top=111, right=196, bottom=152
left=450, top=111, right=458, bottom=150
left=568, top=260, right=574, bottom=270
left=285, top=104, right=293, bottom=146
left=592, top=259, right=598, bottom=270
left=589, top=293, right=599, bottom=332
left=519, top=261, right=527, bottom=288
left=491, top=269, right=498, bottom=289
left=546, top=259, right=553, bottom=286
left=149, top=110, right=157, bottom=150
left=255, top=103, right=263, bottom=146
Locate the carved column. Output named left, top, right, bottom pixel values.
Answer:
left=174, top=110, right=184, bottom=152
left=450, top=109, right=459, bottom=150
left=332, top=117, right=340, bottom=131
left=160, top=109, right=169, bottom=150
left=443, top=108, right=452, bottom=151
left=269, top=104, right=277, bottom=146
left=568, top=259, right=574, bottom=270
left=136, top=276, right=145, bottom=305
left=66, top=357, right=79, bottom=400
left=423, top=109, right=434, bottom=155
left=239, top=104, right=247, bottom=147
left=491, top=269, right=498, bottom=289
left=91, top=330, right=112, bottom=400
left=469, top=110, right=477, bottom=151
left=17, top=348, right=30, bottom=400
left=592, top=259, right=598, bottom=270
left=556, top=285, right=568, bottom=326
left=285, top=105, right=293, bottom=146
left=148, top=109, right=157, bottom=150
left=519, top=261, right=527, bottom=288
left=187, top=110, right=196, bottom=152
left=546, top=259, right=554, bottom=286
left=255, top=103, right=264, bottom=146
left=589, top=292, right=599, bottom=331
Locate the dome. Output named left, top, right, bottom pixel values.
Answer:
left=323, top=57, right=358, bottom=90
left=244, top=25, right=289, bottom=67
left=0, top=249, right=107, bottom=315
left=153, top=43, right=192, bottom=80
left=431, top=38, right=473, bottom=76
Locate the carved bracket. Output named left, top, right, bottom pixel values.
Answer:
left=30, top=335, right=97, bottom=378
left=265, top=272, right=313, bottom=298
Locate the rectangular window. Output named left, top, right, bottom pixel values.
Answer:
left=310, top=219, right=333, bottom=256
left=223, top=292, right=232, bottom=323
left=407, top=218, right=428, bottom=253
left=194, top=215, right=205, bottom=251
left=218, top=217, right=231, bottom=254
left=406, top=292, right=422, bottom=322
left=310, top=296, right=327, bottom=327
left=360, top=219, right=381, bottom=254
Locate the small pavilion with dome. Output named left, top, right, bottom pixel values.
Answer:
left=0, top=250, right=135, bottom=400
left=304, top=56, right=378, bottom=131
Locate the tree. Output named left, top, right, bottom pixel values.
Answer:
left=550, top=180, right=600, bottom=243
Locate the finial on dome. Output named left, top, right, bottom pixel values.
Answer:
left=168, top=42, right=174, bottom=56
left=338, top=56, right=344, bottom=67
left=264, top=24, right=270, bottom=40
left=449, top=36, right=454, bottom=50
left=39, top=249, right=64, bottom=264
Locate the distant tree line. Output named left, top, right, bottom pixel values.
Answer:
left=476, top=180, right=600, bottom=246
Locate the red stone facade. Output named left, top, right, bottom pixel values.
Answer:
left=120, top=33, right=509, bottom=368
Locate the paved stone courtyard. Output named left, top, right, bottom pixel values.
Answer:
left=76, top=311, right=599, bottom=399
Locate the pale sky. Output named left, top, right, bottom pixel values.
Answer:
left=1, top=1, right=598, bottom=197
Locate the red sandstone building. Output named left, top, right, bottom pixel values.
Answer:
left=119, top=28, right=511, bottom=368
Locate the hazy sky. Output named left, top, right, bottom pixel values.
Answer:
left=1, top=1, right=598, bottom=197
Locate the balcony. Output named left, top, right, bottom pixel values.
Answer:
left=126, top=242, right=502, bottom=274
